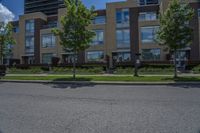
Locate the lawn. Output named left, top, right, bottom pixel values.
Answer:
left=2, top=75, right=200, bottom=82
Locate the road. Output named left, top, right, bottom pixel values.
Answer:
left=0, top=83, right=200, bottom=133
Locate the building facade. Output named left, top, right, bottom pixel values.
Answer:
left=9, top=0, right=200, bottom=67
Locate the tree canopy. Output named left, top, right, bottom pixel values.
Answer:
left=156, top=0, right=194, bottom=51
left=52, top=0, right=96, bottom=53
left=0, top=22, right=15, bottom=64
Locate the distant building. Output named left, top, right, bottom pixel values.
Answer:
left=24, top=0, right=64, bottom=15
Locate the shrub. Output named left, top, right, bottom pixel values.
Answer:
left=41, top=66, right=50, bottom=71
left=87, top=67, right=104, bottom=74
left=15, top=64, right=30, bottom=69
left=192, top=65, right=200, bottom=73
left=115, top=67, right=134, bottom=74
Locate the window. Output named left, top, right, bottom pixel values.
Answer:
left=139, top=12, right=157, bottom=21
left=142, top=48, right=160, bottom=60
left=25, top=20, right=34, bottom=33
left=42, top=53, right=53, bottom=64
left=86, top=51, right=104, bottom=62
left=139, top=0, right=159, bottom=5
left=198, top=9, right=200, bottom=17
left=113, top=52, right=131, bottom=62
left=116, top=29, right=130, bottom=48
left=141, top=26, right=159, bottom=43
left=42, top=21, right=58, bottom=29
left=13, top=26, right=19, bottom=33
left=116, top=9, right=129, bottom=27
left=42, top=34, right=56, bottom=48
left=91, top=30, right=104, bottom=45
left=25, top=36, right=34, bottom=54
left=93, top=16, right=106, bottom=24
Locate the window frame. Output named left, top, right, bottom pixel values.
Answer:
left=141, top=26, right=159, bottom=43
left=92, top=16, right=106, bottom=25
left=25, top=20, right=35, bottom=33
left=86, top=51, right=104, bottom=62
left=42, top=53, right=54, bottom=64
left=91, top=30, right=104, bottom=46
left=116, top=29, right=130, bottom=48
left=41, top=34, right=56, bottom=48
left=116, top=8, right=130, bottom=28
left=141, top=48, right=161, bottom=61
left=139, top=12, right=157, bottom=21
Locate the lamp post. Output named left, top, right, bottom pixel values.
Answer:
left=134, top=53, right=141, bottom=77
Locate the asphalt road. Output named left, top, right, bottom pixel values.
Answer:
left=0, top=83, right=200, bottom=133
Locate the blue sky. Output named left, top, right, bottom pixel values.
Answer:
left=1, top=0, right=125, bottom=20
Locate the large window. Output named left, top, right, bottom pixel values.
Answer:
left=42, top=53, right=53, bottom=64
left=25, top=20, right=34, bottom=33
left=86, top=51, right=104, bottom=62
left=116, top=9, right=129, bottom=27
left=141, top=26, right=159, bottom=43
left=25, top=36, right=34, bottom=54
left=142, top=48, right=161, bottom=60
left=42, top=34, right=56, bottom=48
left=113, top=51, right=131, bottom=62
left=139, top=0, right=159, bottom=5
left=93, top=16, right=106, bottom=24
left=116, top=29, right=130, bottom=48
left=139, top=12, right=157, bottom=21
left=91, top=30, right=104, bottom=45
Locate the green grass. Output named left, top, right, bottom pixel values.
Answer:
left=2, top=75, right=200, bottom=82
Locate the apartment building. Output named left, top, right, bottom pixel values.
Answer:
left=9, top=0, right=200, bottom=67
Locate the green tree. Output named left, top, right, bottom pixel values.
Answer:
left=0, top=22, right=15, bottom=65
left=52, top=0, right=96, bottom=80
left=156, top=0, right=194, bottom=78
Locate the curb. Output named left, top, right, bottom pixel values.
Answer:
left=1, top=80, right=200, bottom=85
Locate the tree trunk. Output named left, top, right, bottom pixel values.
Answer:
left=134, top=64, right=138, bottom=77
left=72, top=51, right=76, bottom=80
left=134, top=54, right=139, bottom=77
left=174, top=50, right=178, bottom=78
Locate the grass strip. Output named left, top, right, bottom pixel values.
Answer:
left=2, top=76, right=200, bottom=82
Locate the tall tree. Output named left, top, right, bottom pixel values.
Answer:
left=0, top=22, right=15, bottom=65
left=156, top=0, right=194, bottom=78
left=52, top=0, right=96, bottom=80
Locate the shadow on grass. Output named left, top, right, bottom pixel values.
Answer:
left=52, top=77, right=92, bottom=82
left=50, top=77, right=95, bottom=89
